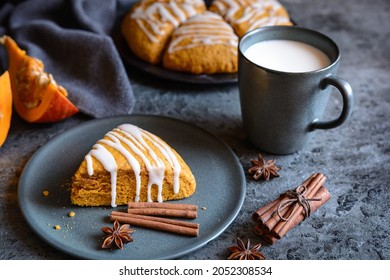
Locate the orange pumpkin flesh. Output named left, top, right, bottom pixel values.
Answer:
left=0, top=71, right=12, bottom=147
left=0, top=35, right=78, bottom=123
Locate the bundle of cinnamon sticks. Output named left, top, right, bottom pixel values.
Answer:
left=252, top=173, right=331, bottom=244
left=111, top=202, right=199, bottom=237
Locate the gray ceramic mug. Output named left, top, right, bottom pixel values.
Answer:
left=238, top=26, right=353, bottom=154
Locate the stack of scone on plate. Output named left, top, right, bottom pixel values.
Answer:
left=121, top=0, right=292, bottom=74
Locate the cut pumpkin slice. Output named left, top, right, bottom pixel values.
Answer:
left=0, top=35, right=78, bottom=123
left=0, top=71, right=12, bottom=147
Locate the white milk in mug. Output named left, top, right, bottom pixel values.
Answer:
left=243, top=40, right=331, bottom=73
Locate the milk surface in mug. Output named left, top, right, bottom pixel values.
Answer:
left=243, top=40, right=331, bottom=72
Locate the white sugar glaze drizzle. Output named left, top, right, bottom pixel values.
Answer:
left=248, top=15, right=291, bottom=30
left=85, top=124, right=182, bottom=206
left=212, top=0, right=288, bottom=28
left=141, top=130, right=181, bottom=194
left=131, top=0, right=203, bottom=43
left=85, top=144, right=118, bottom=207
left=99, top=133, right=141, bottom=202
left=167, top=11, right=238, bottom=55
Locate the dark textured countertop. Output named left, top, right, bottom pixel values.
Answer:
left=0, top=0, right=389, bottom=260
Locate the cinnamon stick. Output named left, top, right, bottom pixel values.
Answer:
left=254, top=225, right=278, bottom=245
left=112, top=211, right=199, bottom=229
left=263, top=204, right=296, bottom=233
left=111, top=211, right=199, bottom=237
left=252, top=198, right=280, bottom=222
left=128, top=202, right=198, bottom=211
left=127, top=208, right=197, bottom=219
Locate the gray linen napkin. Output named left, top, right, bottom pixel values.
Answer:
left=0, top=0, right=135, bottom=118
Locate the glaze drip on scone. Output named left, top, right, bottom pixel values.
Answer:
left=167, top=11, right=238, bottom=55
left=131, top=0, right=204, bottom=43
left=85, top=144, right=118, bottom=207
left=212, top=0, right=282, bottom=20
left=239, top=3, right=291, bottom=31
left=210, top=0, right=292, bottom=37
left=85, top=124, right=181, bottom=206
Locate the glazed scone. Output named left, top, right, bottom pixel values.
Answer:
left=162, top=11, right=238, bottom=74
left=121, top=0, right=206, bottom=64
left=71, top=124, right=196, bottom=207
left=210, top=0, right=292, bottom=37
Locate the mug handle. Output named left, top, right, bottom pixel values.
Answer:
left=311, top=75, right=353, bottom=130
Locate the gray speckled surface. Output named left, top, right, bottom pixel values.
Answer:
left=0, top=0, right=389, bottom=260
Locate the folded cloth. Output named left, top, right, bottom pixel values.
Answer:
left=0, top=0, right=135, bottom=118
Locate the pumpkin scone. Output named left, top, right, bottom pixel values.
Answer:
left=209, top=0, right=292, bottom=37
left=162, top=11, right=238, bottom=74
left=71, top=124, right=196, bottom=207
left=121, top=0, right=206, bottom=64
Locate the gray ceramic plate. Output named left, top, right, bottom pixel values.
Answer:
left=18, top=115, right=246, bottom=259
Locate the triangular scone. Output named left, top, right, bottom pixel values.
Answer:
left=121, top=0, right=206, bottom=64
left=209, top=0, right=292, bottom=37
left=162, top=11, right=238, bottom=74
left=71, top=124, right=196, bottom=207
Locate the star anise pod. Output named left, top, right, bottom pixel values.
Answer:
left=227, top=237, right=266, bottom=260
left=101, top=220, right=134, bottom=249
left=248, top=153, right=280, bottom=180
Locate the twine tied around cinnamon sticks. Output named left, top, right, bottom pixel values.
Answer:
left=252, top=173, right=331, bottom=245
left=277, top=185, right=323, bottom=222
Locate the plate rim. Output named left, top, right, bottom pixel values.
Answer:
left=17, top=114, right=246, bottom=259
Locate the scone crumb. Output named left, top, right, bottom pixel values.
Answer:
left=42, top=190, right=49, bottom=197
left=54, top=225, right=61, bottom=230
left=68, top=211, right=76, bottom=217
